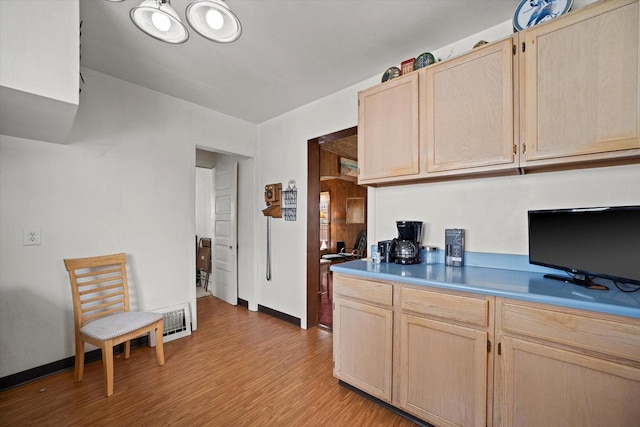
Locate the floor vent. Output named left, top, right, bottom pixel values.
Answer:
left=149, top=303, right=192, bottom=347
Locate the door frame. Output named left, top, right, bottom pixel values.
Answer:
left=306, top=126, right=357, bottom=328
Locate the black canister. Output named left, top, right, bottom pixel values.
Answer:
left=377, top=240, right=396, bottom=263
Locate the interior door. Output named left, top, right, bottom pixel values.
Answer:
left=213, top=162, right=238, bottom=305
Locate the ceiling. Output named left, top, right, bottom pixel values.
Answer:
left=80, top=0, right=520, bottom=124
left=321, top=134, right=358, bottom=160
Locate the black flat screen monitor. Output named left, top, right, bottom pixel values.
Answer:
left=528, top=206, right=640, bottom=287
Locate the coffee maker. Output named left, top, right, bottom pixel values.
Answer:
left=394, top=220, right=423, bottom=264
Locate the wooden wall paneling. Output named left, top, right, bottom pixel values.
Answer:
left=320, top=179, right=367, bottom=254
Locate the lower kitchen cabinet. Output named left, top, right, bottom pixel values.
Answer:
left=333, top=276, right=393, bottom=402
left=494, top=298, right=640, bottom=427
left=398, top=314, right=488, bottom=427
left=333, top=273, right=640, bottom=426
left=497, top=337, right=640, bottom=426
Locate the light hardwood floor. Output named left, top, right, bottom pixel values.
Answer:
left=0, top=296, right=417, bottom=426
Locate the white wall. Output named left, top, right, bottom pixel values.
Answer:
left=256, top=78, right=377, bottom=328
left=372, top=165, right=640, bottom=253
left=0, top=68, right=256, bottom=377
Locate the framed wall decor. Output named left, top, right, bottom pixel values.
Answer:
left=340, top=157, right=358, bottom=177
left=346, top=197, right=365, bottom=224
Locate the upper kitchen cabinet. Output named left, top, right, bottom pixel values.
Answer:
left=520, top=0, right=640, bottom=167
left=0, top=0, right=79, bottom=144
left=424, top=37, right=517, bottom=175
left=357, top=72, right=423, bottom=184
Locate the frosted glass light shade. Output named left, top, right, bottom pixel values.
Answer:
left=130, top=0, right=189, bottom=44
left=186, top=0, right=242, bottom=43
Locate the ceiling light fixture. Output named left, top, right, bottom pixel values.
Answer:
left=130, top=0, right=189, bottom=44
left=186, top=0, right=242, bottom=43
left=107, top=0, right=241, bottom=45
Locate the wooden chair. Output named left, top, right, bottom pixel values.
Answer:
left=319, top=258, right=332, bottom=300
left=64, top=253, right=165, bottom=397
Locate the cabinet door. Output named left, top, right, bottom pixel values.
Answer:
left=496, top=337, right=640, bottom=427
left=521, top=0, right=640, bottom=165
left=398, top=314, right=488, bottom=427
left=425, top=38, right=516, bottom=174
left=333, top=298, right=393, bottom=402
left=358, top=73, right=420, bottom=182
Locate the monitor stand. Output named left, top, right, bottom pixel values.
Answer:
left=543, top=274, right=609, bottom=290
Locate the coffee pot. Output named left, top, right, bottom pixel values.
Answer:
left=394, top=220, right=423, bottom=264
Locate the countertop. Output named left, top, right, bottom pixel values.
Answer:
left=331, top=260, right=640, bottom=319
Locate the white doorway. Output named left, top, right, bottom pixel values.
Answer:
left=195, top=149, right=255, bottom=310
left=195, top=167, right=214, bottom=296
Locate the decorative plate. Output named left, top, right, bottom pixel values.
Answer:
left=513, top=0, right=573, bottom=32
left=414, top=52, right=436, bottom=70
left=381, top=67, right=401, bottom=82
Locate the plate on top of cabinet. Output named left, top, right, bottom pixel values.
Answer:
left=513, top=0, right=573, bottom=31
left=381, top=67, right=401, bottom=82
left=414, top=52, right=436, bottom=70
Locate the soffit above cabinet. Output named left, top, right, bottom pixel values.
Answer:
left=0, top=0, right=80, bottom=144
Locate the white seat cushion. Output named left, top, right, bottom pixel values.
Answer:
left=81, top=311, right=163, bottom=340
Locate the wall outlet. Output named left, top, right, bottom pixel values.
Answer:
left=23, top=228, right=41, bottom=246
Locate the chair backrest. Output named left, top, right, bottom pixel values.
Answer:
left=64, top=253, right=130, bottom=330
left=353, top=230, right=367, bottom=258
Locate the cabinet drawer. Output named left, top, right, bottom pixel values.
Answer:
left=500, top=300, right=640, bottom=363
left=401, top=287, right=489, bottom=327
left=333, top=275, right=393, bottom=306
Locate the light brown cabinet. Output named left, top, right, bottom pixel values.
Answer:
left=398, top=287, right=493, bottom=427
left=333, top=274, right=495, bottom=425
left=357, top=0, right=640, bottom=185
left=520, top=0, right=640, bottom=167
left=332, top=275, right=393, bottom=402
left=425, top=38, right=517, bottom=175
left=357, top=72, right=422, bottom=184
left=333, top=272, right=640, bottom=426
left=494, top=298, right=640, bottom=427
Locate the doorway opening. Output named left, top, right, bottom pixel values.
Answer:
left=306, top=126, right=366, bottom=329
left=195, top=148, right=255, bottom=316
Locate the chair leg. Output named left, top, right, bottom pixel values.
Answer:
left=124, top=340, right=131, bottom=359
left=102, top=342, right=115, bottom=397
left=155, top=321, right=165, bottom=366
left=74, top=336, right=85, bottom=383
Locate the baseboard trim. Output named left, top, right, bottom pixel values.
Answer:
left=0, top=336, right=148, bottom=392
left=257, top=304, right=301, bottom=327
left=338, top=380, right=433, bottom=427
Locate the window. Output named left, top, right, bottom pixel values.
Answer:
left=320, top=191, right=330, bottom=250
